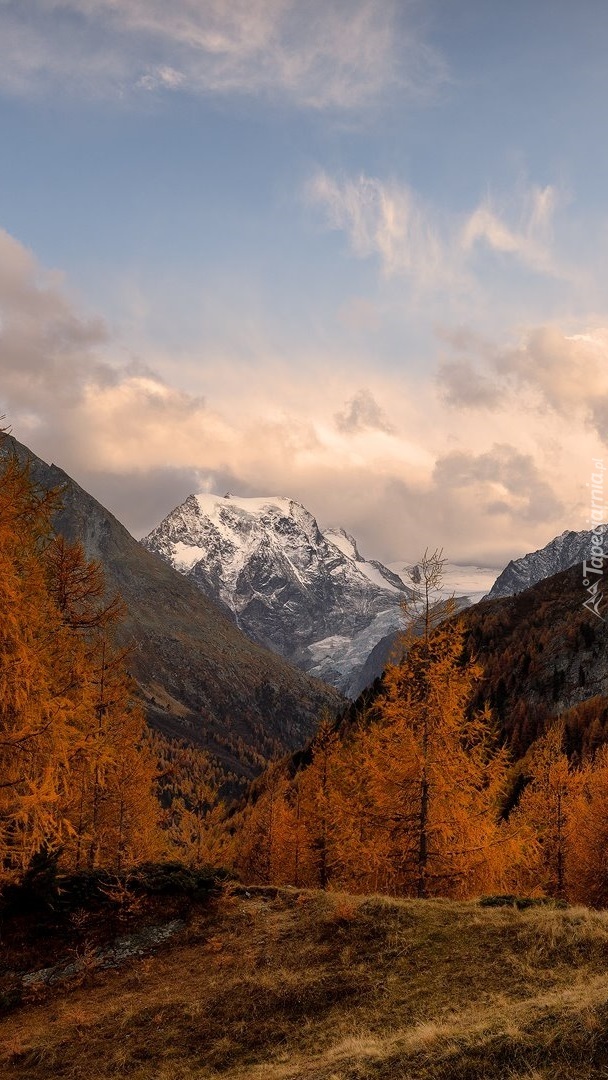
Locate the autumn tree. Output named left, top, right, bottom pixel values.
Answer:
left=554, top=745, right=608, bottom=906
left=0, top=445, right=74, bottom=879
left=297, top=715, right=345, bottom=889
left=509, top=723, right=579, bottom=899
left=0, top=435, right=164, bottom=882
left=363, top=629, right=509, bottom=897
left=159, top=735, right=223, bottom=868
left=232, top=766, right=294, bottom=884
left=53, top=626, right=166, bottom=872
left=44, top=535, right=125, bottom=633
left=361, top=551, right=510, bottom=899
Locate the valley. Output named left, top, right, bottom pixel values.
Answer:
left=1, top=9, right=607, bottom=1076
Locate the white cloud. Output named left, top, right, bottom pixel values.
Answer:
left=0, top=1, right=445, bottom=109
left=307, top=170, right=457, bottom=287
left=461, top=185, right=558, bottom=274
left=308, top=171, right=563, bottom=289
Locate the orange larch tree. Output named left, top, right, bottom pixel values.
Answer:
left=508, top=723, right=580, bottom=899
left=363, top=622, right=510, bottom=899
left=351, top=551, right=511, bottom=899
left=0, top=446, right=75, bottom=880
left=559, top=746, right=608, bottom=907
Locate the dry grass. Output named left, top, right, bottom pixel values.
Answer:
left=3, top=887, right=608, bottom=1078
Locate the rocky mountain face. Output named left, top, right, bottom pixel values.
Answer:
left=142, top=494, right=412, bottom=695
left=326, top=560, right=498, bottom=698
left=7, top=438, right=341, bottom=780
left=487, top=528, right=606, bottom=600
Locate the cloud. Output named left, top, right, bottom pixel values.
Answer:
left=0, top=1, right=445, bottom=110
left=0, top=225, right=230, bottom=486
left=72, top=464, right=207, bottom=537
left=432, top=444, right=564, bottom=525
left=497, top=326, right=608, bottom=417
left=335, top=388, right=394, bottom=434
left=307, top=171, right=562, bottom=289
left=461, top=185, right=558, bottom=274
left=437, top=324, right=608, bottom=450
left=0, top=226, right=597, bottom=565
left=307, top=171, right=454, bottom=287
left=437, top=359, right=503, bottom=409
left=0, top=228, right=109, bottom=409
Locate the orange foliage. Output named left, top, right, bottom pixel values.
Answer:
left=0, top=439, right=165, bottom=884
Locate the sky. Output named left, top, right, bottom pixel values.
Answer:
left=0, top=0, right=607, bottom=566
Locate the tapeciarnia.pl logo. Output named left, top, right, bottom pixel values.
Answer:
left=583, top=458, right=606, bottom=621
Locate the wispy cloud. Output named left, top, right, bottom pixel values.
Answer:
left=307, top=170, right=562, bottom=289
left=461, top=185, right=558, bottom=275
left=0, top=1, right=446, bottom=109
left=307, top=171, right=455, bottom=286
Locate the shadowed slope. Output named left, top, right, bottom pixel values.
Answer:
left=6, top=437, right=341, bottom=778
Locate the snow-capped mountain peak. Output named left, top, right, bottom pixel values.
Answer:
left=487, top=526, right=607, bottom=600
left=142, top=492, right=410, bottom=693
left=324, top=527, right=364, bottom=563
left=324, top=528, right=406, bottom=595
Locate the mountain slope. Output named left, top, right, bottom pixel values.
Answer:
left=461, top=562, right=608, bottom=758
left=282, top=562, right=608, bottom=801
left=6, top=438, right=341, bottom=778
left=143, top=493, right=411, bottom=693
left=488, top=527, right=606, bottom=599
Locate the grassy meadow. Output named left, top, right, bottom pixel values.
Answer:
left=3, top=885, right=608, bottom=1079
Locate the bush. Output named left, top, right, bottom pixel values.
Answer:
left=0, top=860, right=227, bottom=919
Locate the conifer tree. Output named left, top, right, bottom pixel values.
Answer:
left=0, top=434, right=164, bottom=882
left=297, top=716, right=343, bottom=889
left=362, top=551, right=510, bottom=899
left=61, top=634, right=164, bottom=871
left=45, top=535, right=125, bottom=633
left=509, top=723, right=579, bottom=899
left=552, top=745, right=608, bottom=906
left=0, top=444, right=73, bottom=878
left=232, top=767, right=292, bottom=884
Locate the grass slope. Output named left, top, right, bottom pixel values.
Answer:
left=4, top=886, right=608, bottom=1078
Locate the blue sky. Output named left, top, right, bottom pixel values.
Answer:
left=0, top=0, right=607, bottom=565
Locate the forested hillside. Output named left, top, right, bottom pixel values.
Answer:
left=226, top=560, right=608, bottom=908
left=3, top=436, right=341, bottom=782
left=460, top=564, right=608, bottom=758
